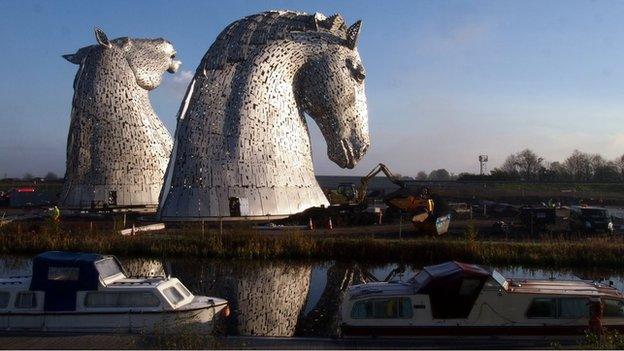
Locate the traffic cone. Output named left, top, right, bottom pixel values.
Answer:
left=308, top=218, right=314, bottom=230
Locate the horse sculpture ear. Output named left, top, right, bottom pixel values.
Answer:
left=94, top=27, right=112, bottom=48
left=346, top=20, right=362, bottom=50
left=324, top=14, right=346, bottom=31
left=62, top=53, right=81, bottom=64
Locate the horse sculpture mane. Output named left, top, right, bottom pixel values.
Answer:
left=159, top=11, right=370, bottom=219
left=60, top=28, right=180, bottom=209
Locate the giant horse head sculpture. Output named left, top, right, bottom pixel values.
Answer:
left=159, top=11, right=370, bottom=219
left=60, top=28, right=179, bottom=209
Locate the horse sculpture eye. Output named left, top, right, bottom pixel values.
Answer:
left=355, top=71, right=366, bottom=82
left=346, top=59, right=365, bottom=83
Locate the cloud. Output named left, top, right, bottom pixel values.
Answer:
left=172, top=70, right=194, bottom=84
left=158, top=70, right=194, bottom=99
left=420, top=21, right=492, bottom=54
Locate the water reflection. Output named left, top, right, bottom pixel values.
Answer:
left=2, top=256, right=624, bottom=337
left=170, top=260, right=312, bottom=336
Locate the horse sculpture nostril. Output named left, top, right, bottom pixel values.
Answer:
left=360, top=145, right=368, bottom=157
left=168, top=60, right=181, bottom=74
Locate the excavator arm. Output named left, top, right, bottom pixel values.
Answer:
left=354, top=163, right=450, bottom=236
left=356, top=163, right=405, bottom=203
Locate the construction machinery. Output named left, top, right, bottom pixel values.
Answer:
left=327, top=182, right=359, bottom=205
left=357, top=163, right=450, bottom=235
left=303, top=164, right=450, bottom=234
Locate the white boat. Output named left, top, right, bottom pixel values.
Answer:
left=0, top=251, right=228, bottom=333
left=340, top=261, right=624, bottom=336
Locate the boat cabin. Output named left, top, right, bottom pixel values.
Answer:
left=28, top=251, right=126, bottom=311
left=408, top=261, right=498, bottom=319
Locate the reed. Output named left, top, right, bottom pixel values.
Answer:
left=2, top=222, right=624, bottom=267
left=580, top=330, right=624, bottom=349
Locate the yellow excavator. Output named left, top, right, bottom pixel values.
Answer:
left=356, top=163, right=450, bottom=235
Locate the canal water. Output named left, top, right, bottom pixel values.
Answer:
left=1, top=256, right=623, bottom=337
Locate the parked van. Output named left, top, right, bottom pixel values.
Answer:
left=569, top=206, right=613, bottom=234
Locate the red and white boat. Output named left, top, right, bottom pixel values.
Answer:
left=340, top=261, right=624, bottom=336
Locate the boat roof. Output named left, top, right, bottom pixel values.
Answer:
left=347, top=261, right=624, bottom=302
left=570, top=206, right=608, bottom=211
left=34, top=251, right=106, bottom=265
left=349, top=281, right=415, bottom=299
left=109, top=278, right=164, bottom=287
left=30, top=251, right=126, bottom=292
left=509, top=279, right=624, bottom=299
left=422, top=261, right=490, bottom=279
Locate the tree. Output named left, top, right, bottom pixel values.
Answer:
left=500, top=154, right=519, bottom=176
left=593, top=161, right=620, bottom=182
left=428, top=169, right=451, bottom=181
left=22, top=173, right=34, bottom=181
left=416, top=171, right=428, bottom=180
left=514, top=149, right=544, bottom=180
left=44, top=172, right=59, bottom=181
left=499, top=149, right=543, bottom=180
left=546, top=161, right=570, bottom=181
left=615, top=154, right=624, bottom=177
left=564, top=150, right=593, bottom=181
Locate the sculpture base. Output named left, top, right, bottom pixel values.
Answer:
left=59, top=184, right=162, bottom=210
left=159, top=214, right=290, bottom=222
left=158, top=185, right=330, bottom=220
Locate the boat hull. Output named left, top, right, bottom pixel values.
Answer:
left=0, top=304, right=227, bottom=333
left=341, top=324, right=624, bottom=337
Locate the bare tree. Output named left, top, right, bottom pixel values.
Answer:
left=547, top=161, right=570, bottom=181
left=500, top=154, right=519, bottom=175
left=615, top=154, right=624, bottom=177
left=428, top=169, right=451, bottom=181
left=564, top=150, right=593, bottom=181
left=515, top=149, right=544, bottom=180
left=593, top=161, right=620, bottom=182
left=44, top=172, right=59, bottom=181
left=22, top=173, right=34, bottom=181
left=500, top=149, right=543, bottom=180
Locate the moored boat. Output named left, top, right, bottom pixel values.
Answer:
left=340, top=261, right=624, bottom=336
left=0, top=251, right=228, bottom=333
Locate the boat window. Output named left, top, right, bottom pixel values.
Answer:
left=175, top=283, right=192, bottom=298
left=558, top=298, right=589, bottom=318
left=410, top=272, right=431, bottom=287
left=526, top=298, right=556, bottom=318
left=351, top=297, right=413, bottom=319
left=399, top=297, right=413, bottom=318
left=603, top=299, right=624, bottom=318
left=95, top=258, right=124, bottom=279
left=0, top=292, right=9, bottom=309
left=163, top=286, right=185, bottom=305
left=15, top=292, right=37, bottom=309
left=581, top=209, right=608, bottom=219
left=48, top=266, right=80, bottom=281
left=459, top=279, right=482, bottom=296
left=85, top=292, right=160, bottom=308
left=490, top=270, right=508, bottom=290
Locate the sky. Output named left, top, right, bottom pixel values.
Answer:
left=1, top=0, right=624, bottom=178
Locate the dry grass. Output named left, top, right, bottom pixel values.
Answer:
left=2, top=219, right=624, bottom=268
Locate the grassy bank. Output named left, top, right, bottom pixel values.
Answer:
left=2, top=221, right=624, bottom=268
